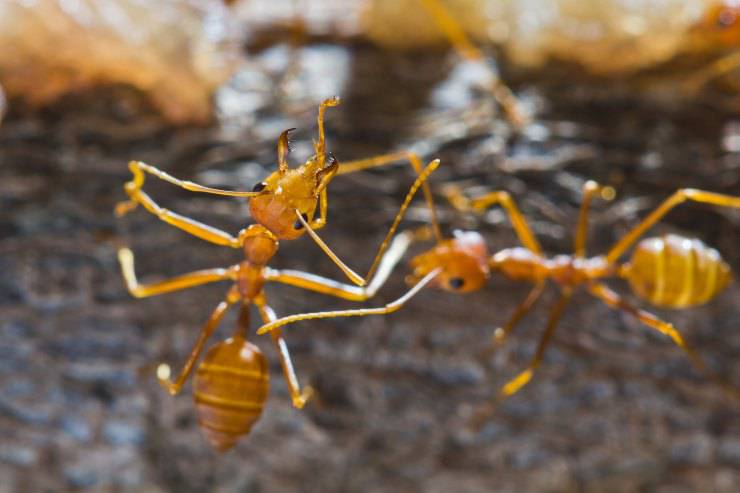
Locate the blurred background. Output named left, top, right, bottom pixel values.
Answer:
left=0, top=0, right=739, bottom=491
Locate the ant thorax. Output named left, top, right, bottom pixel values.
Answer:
left=490, top=248, right=614, bottom=286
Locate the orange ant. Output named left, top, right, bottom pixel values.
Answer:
left=115, top=96, right=443, bottom=450
left=257, top=181, right=740, bottom=400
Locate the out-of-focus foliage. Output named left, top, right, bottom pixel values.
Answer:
left=363, top=0, right=740, bottom=74
left=0, top=0, right=244, bottom=123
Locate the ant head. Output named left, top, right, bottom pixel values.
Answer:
left=249, top=126, right=340, bottom=240
left=407, top=230, right=489, bottom=293
left=695, top=3, right=740, bottom=46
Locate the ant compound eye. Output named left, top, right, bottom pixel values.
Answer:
left=717, top=10, right=736, bottom=29
left=448, top=277, right=465, bottom=289
left=294, top=213, right=309, bottom=230
left=252, top=182, right=267, bottom=193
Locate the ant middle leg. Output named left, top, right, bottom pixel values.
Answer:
left=499, top=289, right=573, bottom=398
left=588, top=282, right=739, bottom=400
left=157, top=287, right=241, bottom=395
left=444, top=185, right=542, bottom=255
left=492, top=281, right=546, bottom=346
left=254, top=295, right=313, bottom=409
left=118, top=248, right=236, bottom=298
left=606, top=189, right=740, bottom=264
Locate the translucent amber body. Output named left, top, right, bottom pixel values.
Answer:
left=193, top=337, right=269, bottom=452
left=624, top=234, right=732, bottom=308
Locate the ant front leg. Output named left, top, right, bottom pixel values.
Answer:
left=444, top=185, right=543, bottom=255
left=118, top=248, right=236, bottom=298
left=117, top=178, right=251, bottom=249
left=297, top=158, right=440, bottom=286
left=254, top=295, right=313, bottom=409
left=588, top=283, right=739, bottom=400
left=265, top=229, right=415, bottom=302
left=606, top=189, right=740, bottom=264
left=256, top=268, right=441, bottom=336
left=116, top=161, right=259, bottom=248
left=157, top=287, right=241, bottom=395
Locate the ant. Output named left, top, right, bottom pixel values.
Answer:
left=685, top=2, right=740, bottom=93
left=256, top=181, right=740, bottom=400
left=115, top=96, right=442, bottom=450
left=417, top=0, right=531, bottom=128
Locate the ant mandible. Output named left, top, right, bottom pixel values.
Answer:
left=115, top=97, right=443, bottom=450
left=256, top=181, right=740, bottom=399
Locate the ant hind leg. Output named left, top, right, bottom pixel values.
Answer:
left=255, top=295, right=314, bottom=409
left=588, top=282, right=739, bottom=401
left=606, top=189, right=740, bottom=264
left=157, top=287, right=240, bottom=395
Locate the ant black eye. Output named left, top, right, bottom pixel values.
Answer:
left=449, top=277, right=465, bottom=289
left=252, top=182, right=267, bottom=193
left=294, top=213, right=309, bottom=230
left=717, top=10, right=736, bottom=29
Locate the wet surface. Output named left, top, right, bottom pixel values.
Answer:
left=1, top=42, right=739, bottom=492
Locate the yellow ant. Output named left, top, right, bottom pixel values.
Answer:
left=417, top=0, right=531, bottom=128
left=257, top=181, right=740, bottom=400
left=685, top=2, right=740, bottom=92
left=115, top=96, right=444, bottom=450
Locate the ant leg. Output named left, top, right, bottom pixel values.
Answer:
left=254, top=295, right=313, bottom=409
left=297, top=159, right=440, bottom=286
left=117, top=182, right=248, bottom=248
left=118, top=247, right=236, bottom=298
left=116, top=161, right=259, bottom=214
left=684, top=51, right=740, bottom=93
left=418, top=0, right=529, bottom=127
left=157, top=287, right=241, bottom=395
left=606, top=189, right=740, bottom=264
left=588, top=283, right=739, bottom=399
left=337, top=150, right=442, bottom=241
left=314, top=96, right=341, bottom=161
left=574, top=181, right=616, bottom=258
left=265, top=229, right=415, bottom=301
left=500, top=289, right=573, bottom=397
left=256, top=268, right=441, bottom=335
left=493, top=281, right=546, bottom=346
left=444, top=185, right=543, bottom=255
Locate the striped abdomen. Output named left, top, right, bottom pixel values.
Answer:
left=622, top=234, right=732, bottom=308
left=193, top=337, right=269, bottom=452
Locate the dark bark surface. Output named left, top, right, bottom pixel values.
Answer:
left=1, top=43, right=739, bottom=492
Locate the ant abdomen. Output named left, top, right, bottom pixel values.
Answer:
left=193, top=337, right=269, bottom=452
left=622, top=234, right=732, bottom=309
